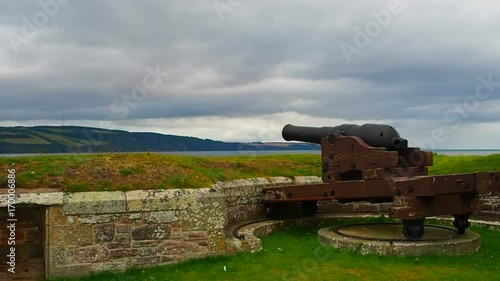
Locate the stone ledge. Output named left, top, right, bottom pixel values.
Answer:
left=125, top=188, right=212, bottom=212
left=293, top=176, right=322, bottom=185
left=0, top=192, right=64, bottom=207
left=64, top=191, right=126, bottom=215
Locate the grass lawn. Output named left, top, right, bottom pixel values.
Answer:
left=0, top=153, right=499, bottom=192
left=50, top=217, right=500, bottom=281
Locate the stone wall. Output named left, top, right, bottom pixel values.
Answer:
left=45, top=189, right=226, bottom=278
left=0, top=176, right=498, bottom=279
left=213, top=177, right=306, bottom=224
left=214, top=176, right=392, bottom=225
left=479, top=195, right=500, bottom=217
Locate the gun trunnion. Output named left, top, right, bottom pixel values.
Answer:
left=262, top=124, right=500, bottom=240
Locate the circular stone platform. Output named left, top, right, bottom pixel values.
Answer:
left=318, top=223, right=481, bottom=256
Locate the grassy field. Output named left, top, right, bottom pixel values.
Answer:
left=0, top=153, right=499, bottom=192
left=50, top=217, right=500, bottom=281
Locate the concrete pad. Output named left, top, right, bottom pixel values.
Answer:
left=318, top=223, right=481, bottom=256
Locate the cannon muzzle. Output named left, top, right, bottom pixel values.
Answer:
left=282, top=124, right=407, bottom=151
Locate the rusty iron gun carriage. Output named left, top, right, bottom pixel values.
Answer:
left=262, top=124, right=500, bottom=240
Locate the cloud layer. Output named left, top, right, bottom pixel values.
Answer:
left=1, top=0, right=500, bottom=148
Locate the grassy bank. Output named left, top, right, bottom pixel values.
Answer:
left=0, top=153, right=499, bottom=192
left=51, top=217, right=500, bottom=281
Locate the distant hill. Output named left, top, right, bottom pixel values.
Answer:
left=0, top=126, right=319, bottom=154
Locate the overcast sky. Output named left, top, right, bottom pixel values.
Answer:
left=1, top=0, right=500, bottom=149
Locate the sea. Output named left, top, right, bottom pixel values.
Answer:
left=0, top=149, right=499, bottom=157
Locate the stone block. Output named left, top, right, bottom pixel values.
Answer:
left=110, top=249, right=139, bottom=259
left=48, top=246, right=73, bottom=268
left=179, top=193, right=225, bottom=231
left=50, top=225, right=93, bottom=246
left=90, top=262, right=130, bottom=274
left=64, top=192, right=126, bottom=215
left=79, top=214, right=121, bottom=224
left=268, top=177, right=294, bottom=186
left=94, top=224, right=115, bottom=243
left=131, top=256, right=161, bottom=266
left=73, top=245, right=111, bottom=263
left=48, top=264, right=92, bottom=279
left=132, top=240, right=161, bottom=248
left=116, top=224, right=131, bottom=233
left=208, top=229, right=225, bottom=253
left=156, top=240, right=201, bottom=255
left=131, top=224, right=171, bottom=240
left=144, top=211, right=179, bottom=223
left=126, top=189, right=199, bottom=212
left=183, top=231, right=208, bottom=241
left=0, top=192, right=63, bottom=207
left=47, top=206, right=71, bottom=226
left=294, top=176, right=322, bottom=185
left=139, top=247, right=157, bottom=256
left=107, top=242, right=130, bottom=249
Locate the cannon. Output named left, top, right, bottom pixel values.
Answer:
left=262, top=124, right=500, bottom=240
left=282, top=124, right=408, bottom=151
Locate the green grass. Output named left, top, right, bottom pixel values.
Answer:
left=429, top=153, right=500, bottom=175
left=50, top=218, right=500, bottom=281
left=0, top=153, right=499, bottom=191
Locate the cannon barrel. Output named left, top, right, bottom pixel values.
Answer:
left=282, top=124, right=408, bottom=151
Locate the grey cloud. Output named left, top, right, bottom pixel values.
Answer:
left=1, top=0, right=500, bottom=146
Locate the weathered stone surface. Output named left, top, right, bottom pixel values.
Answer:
left=294, top=176, right=322, bottom=185
left=268, top=177, right=294, bottom=186
left=126, top=189, right=201, bottom=212
left=64, top=192, right=126, bottom=215
left=110, top=249, right=139, bottom=259
left=124, top=213, right=142, bottom=222
left=132, top=240, right=161, bottom=248
left=50, top=225, right=93, bottom=246
left=106, top=242, right=130, bottom=249
left=48, top=246, right=75, bottom=268
left=183, top=231, right=208, bottom=241
left=48, top=264, right=92, bottom=279
left=131, top=224, right=171, bottom=240
left=48, top=206, right=71, bottom=226
left=156, top=240, right=201, bottom=255
left=79, top=214, right=121, bottom=224
left=0, top=192, right=64, bottom=207
left=139, top=247, right=157, bottom=256
left=144, top=211, right=179, bottom=223
left=116, top=224, right=130, bottom=233
left=131, top=256, right=161, bottom=266
left=94, top=224, right=115, bottom=243
left=73, top=245, right=111, bottom=263
left=214, top=177, right=270, bottom=189
left=208, top=229, right=225, bottom=252
left=181, top=194, right=225, bottom=231
left=160, top=255, right=182, bottom=263
left=90, top=262, right=130, bottom=274
left=115, top=234, right=131, bottom=243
